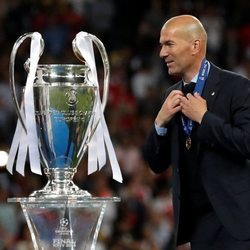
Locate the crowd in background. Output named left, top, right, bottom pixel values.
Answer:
left=0, top=0, right=250, bottom=249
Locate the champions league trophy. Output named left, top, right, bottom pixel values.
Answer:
left=7, top=32, right=122, bottom=249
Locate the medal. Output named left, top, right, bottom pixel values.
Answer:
left=185, top=136, right=191, bottom=150
left=181, top=117, right=192, bottom=150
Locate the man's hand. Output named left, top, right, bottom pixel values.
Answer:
left=155, top=90, right=183, bottom=127
left=180, top=93, right=207, bottom=124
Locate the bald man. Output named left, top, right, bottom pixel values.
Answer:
left=143, top=15, right=250, bottom=250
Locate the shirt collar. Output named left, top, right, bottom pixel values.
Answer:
left=183, top=74, right=198, bottom=86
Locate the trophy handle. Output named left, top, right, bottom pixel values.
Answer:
left=9, top=32, right=44, bottom=132
left=72, top=33, right=110, bottom=112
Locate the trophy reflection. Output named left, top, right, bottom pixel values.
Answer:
left=7, top=32, right=121, bottom=250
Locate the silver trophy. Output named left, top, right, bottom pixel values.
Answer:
left=9, top=32, right=109, bottom=197
left=8, top=32, right=121, bottom=249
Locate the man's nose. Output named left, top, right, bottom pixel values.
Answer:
left=159, top=46, right=167, bottom=58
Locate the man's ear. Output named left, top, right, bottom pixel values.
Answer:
left=192, top=39, right=201, bottom=55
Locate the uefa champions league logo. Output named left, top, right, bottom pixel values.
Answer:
left=59, top=218, right=69, bottom=231
left=65, top=89, right=78, bottom=106
left=53, top=217, right=76, bottom=248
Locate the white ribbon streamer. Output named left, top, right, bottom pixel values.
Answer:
left=74, top=32, right=123, bottom=183
left=7, top=111, right=24, bottom=174
left=24, top=33, right=42, bottom=175
left=7, top=32, right=43, bottom=175
left=16, top=119, right=28, bottom=176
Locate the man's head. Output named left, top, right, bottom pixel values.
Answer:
left=159, top=15, right=207, bottom=82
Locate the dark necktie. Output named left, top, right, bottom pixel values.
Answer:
left=182, top=82, right=196, bottom=96
left=182, top=82, right=196, bottom=123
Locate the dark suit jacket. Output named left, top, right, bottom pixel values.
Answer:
left=143, top=63, right=250, bottom=241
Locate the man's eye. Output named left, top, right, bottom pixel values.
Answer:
left=168, top=43, right=174, bottom=47
left=162, top=42, right=174, bottom=47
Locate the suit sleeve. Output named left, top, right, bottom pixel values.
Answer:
left=143, top=82, right=181, bottom=172
left=197, top=76, right=250, bottom=158
left=143, top=126, right=172, bottom=173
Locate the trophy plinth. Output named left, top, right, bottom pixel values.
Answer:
left=8, top=196, right=120, bottom=250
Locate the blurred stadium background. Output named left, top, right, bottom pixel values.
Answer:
left=0, top=0, right=249, bottom=249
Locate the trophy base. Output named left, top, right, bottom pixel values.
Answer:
left=30, top=167, right=92, bottom=198
left=30, top=180, right=92, bottom=198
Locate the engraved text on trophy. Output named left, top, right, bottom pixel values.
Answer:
left=34, top=85, right=97, bottom=169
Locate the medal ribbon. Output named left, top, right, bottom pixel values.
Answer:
left=181, top=58, right=209, bottom=137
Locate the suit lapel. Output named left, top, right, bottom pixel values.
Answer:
left=202, top=63, right=221, bottom=111
left=195, top=63, right=221, bottom=153
left=170, top=81, right=182, bottom=168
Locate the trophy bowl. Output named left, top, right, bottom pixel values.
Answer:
left=31, top=64, right=97, bottom=197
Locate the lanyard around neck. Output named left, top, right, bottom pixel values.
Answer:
left=181, top=58, right=209, bottom=137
